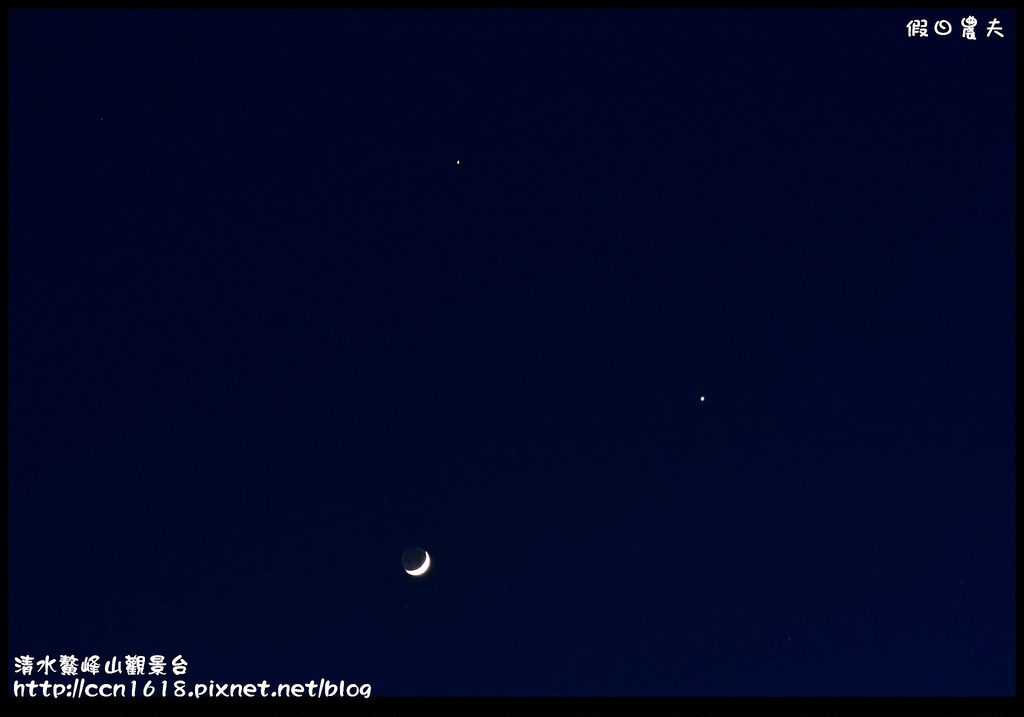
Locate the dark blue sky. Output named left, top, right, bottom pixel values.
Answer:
left=9, top=10, right=1015, bottom=698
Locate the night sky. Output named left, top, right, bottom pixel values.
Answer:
left=9, top=10, right=1015, bottom=699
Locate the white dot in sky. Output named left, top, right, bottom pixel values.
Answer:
left=456, top=160, right=460, bottom=164
left=700, top=396, right=705, bottom=402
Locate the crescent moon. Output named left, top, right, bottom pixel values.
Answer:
left=405, top=550, right=431, bottom=576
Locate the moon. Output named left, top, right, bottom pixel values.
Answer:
left=402, top=547, right=431, bottom=577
